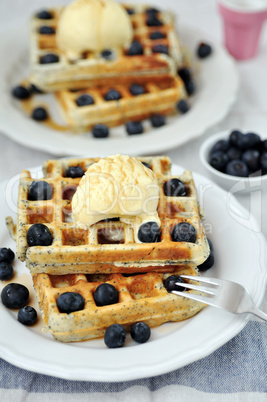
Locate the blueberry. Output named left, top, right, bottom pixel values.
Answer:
left=31, top=84, right=43, bottom=94
left=92, top=124, right=109, bottom=138
left=150, top=114, right=166, bottom=128
left=227, top=147, right=242, bottom=161
left=12, top=85, right=31, bottom=100
left=127, top=41, right=143, bottom=56
left=242, top=149, right=260, bottom=172
left=210, top=139, right=230, bottom=154
left=241, top=132, right=261, bottom=150
left=76, top=94, right=94, bottom=106
left=1, top=283, right=29, bottom=309
left=36, top=10, right=53, bottom=19
left=130, top=322, right=151, bottom=343
left=18, top=306, right=37, bottom=325
left=138, top=221, right=161, bottom=243
left=27, top=223, right=53, bottom=247
left=57, top=292, right=85, bottom=314
left=94, top=283, right=118, bottom=306
left=126, top=121, right=144, bottom=135
left=207, top=238, right=214, bottom=252
left=126, top=8, right=135, bottom=15
left=197, top=251, right=214, bottom=271
left=260, top=152, right=267, bottom=174
left=65, top=166, right=84, bottom=178
left=209, top=151, right=229, bottom=172
left=28, top=180, right=53, bottom=200
left=0, top=262, right=13, bottom=280
left=176, top=99, right=190, bottom=114
left=0, top=248, right=15, bottom=263
left=229, top=129, right=243, bottom=147
left=32, top=107, right=48, bottom=121
left=164, top=178, right=187, bottom=197
left=184, top=80, right=196, bottom=96
left=171, top=222, right=196, bottom=243
left=197, top=42, right=212, bottom=58
left=261, top=139, right=267, bottom=153
left=101, top=49, right=114, bottom=60
left=225, top=160, right=249, bottom=177
left=104, top=89, right=121, bottom=101
left=39, top=26, right=55, bottom=34
left=152, top=44, right=168, bottom=54
left=177, top=68, right=192, bottom=83
left=146, top=7, right=160, bottom=14
left=130, top=84, right=145, bottom=96
left=149, top=31, right=166, bottom=40
left=146, top=15, right=163, bottom=27
left=142, top=162, right=151, bottom=169
left=40, top=53, right=59, bottom=64
left=164, top=275, right=186, bottom=292
left=104, top=324, right=126, bottom=348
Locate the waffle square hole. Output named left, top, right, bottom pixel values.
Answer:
left=97, top=226, right=125, bottom=244
left=62, top=228, right=88, bottom=246
left=62, top=184, right=78, bottom=200
left=127, top=276, right=163, bottom=300
left=26, top=205, right=54, bottom=224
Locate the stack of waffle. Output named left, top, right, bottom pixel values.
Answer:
left=29, top=3, right=189, bottom=132
left=7, top=156, right=209, bottom=342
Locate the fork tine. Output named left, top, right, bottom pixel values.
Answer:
left=172, top=290, right=211, bottom=305
left=175, top=281, right=216, bottom=295
left=180, top=275, right=221, bottom=287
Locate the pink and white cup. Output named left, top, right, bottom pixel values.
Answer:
left=218, top=0, right=267, bottom=60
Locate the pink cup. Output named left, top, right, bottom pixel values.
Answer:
left=218, top=2, right=267, bottom=60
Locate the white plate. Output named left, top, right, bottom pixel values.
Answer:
left=0, top=163, right=266, bottom=382
left=0, top=22, right=239, bottom=157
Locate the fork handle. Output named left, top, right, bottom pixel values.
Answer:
left=248, top=306, right=267, bottom=322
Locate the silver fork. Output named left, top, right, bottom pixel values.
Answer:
left=172, top=275, right=267, bottom=321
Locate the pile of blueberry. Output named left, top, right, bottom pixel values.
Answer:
left=0, top=247, right=38, bottom=326
left=208, top=130, right=267, bottom=177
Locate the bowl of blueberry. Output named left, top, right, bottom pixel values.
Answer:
left=200, top=129, right=267, bottom=193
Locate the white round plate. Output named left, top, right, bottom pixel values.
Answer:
left=0, top=22, right=239, bottom=157
left=0, top=163, right=266, bottom=382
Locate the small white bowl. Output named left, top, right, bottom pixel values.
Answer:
left=199, top=129, right=267, bottom=194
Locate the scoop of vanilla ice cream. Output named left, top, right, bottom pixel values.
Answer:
left=56, top=0, right=133, bottom=59
left=72, top=155, right=160, bottom=234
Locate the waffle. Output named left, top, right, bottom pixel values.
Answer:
left=33, top=265, right=204, bottom=342
left=6, top=156, right=210, bottom=275
left=30, top=4, right=185, bottom=91
left=56, top=77, right=187, bottom=132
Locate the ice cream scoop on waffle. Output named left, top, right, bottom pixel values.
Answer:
left=30, top=1, right=186, bottom=91
left=6, top=155, right=210, bottom=276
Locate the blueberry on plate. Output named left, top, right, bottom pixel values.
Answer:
left=127, top=41, right=143, bottom=56
left=18, top=306, right=38, bottom=326
left=27, top=223, right=53, bottom=247
left=76, top=94, right=94, bottom=106
left=138, top=221, right=160, bottom=243
left=150, top=114, right=166, bottom=128
left=101, top=49, right=114, bottom=60
left=94, top=283, right=118, bottom=306
left=229, top=129, right=243, bottom=147
left=130, top=84, right=145, bottom=96
left=209, top=151, right=229, bottom=172
left=104, top=89, right=121, bottom=101
left=164, top=275, right=186, bottom=292
left=31, top=107, right=48, bottom=121
left=130, top=322, right=151, bottom=343
left=39, top=26, right=55, bottom=35
left=92, top=124, right=109, bottom=138
left=210, top=139, right=230, bottom=154
left=197, top=42, right=212, bottom=58
left=40, top=53, right=59, bottom=64
left=36, top=10, right=53, bottom=19
left=57, top=292, right=85, bottom=314
left=0, top=247, right=15, bottom=264
left=197, top=238, right=214, bottom=271
left=0, top=262, right=13, bottom=281
left=126, top=121, right=144, bottom=135
left=1, top=283, right=29, bottom=309
left=225, top=160, right=249, bottom=177
left=65, top=166, right=84, bottom=178
left=164, top=178, right=187, bottom=197
left=28, top=180, right=53, bottom=200
left=176, top=99, right=190, bottom=114
left=171, top=222, right=196, bottom=243
left=149, top=31, right=166, bottom=40
left=242, top=149, right=260, bottom=172
left=12, top=85, right=31, bottom=100
left=152, top=44, right=168, bottom=54
left=104, top=324, right=127, bottom=348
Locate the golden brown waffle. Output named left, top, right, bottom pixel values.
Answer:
left=33, top=265, right=204, bottom=342
left=6, top=156, right=210, bottom=275
left=56, top=77, right=187, bottom=132
left=30, top=4, right=185, bottom=91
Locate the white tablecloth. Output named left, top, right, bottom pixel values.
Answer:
left=0, top=0, right=266, bottom=400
